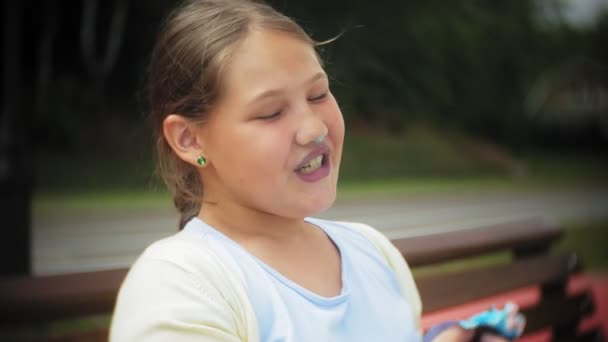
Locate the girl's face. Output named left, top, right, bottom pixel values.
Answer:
left=200, top=29, right=344, bottom=219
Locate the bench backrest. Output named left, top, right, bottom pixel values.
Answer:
left=393, top=219, right=601, bottom=341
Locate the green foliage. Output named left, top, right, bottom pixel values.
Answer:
left=31, top=1, right=608, bottom=193
left=339, top=123, right=505, bottom=180
left=338, top=120, right=608, bottom=185
left=268, top=0, right=608, bottom=145
left=32, top=1, right=607, bottom=158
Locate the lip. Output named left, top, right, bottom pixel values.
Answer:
left=294, top=144, right=330, bottom=170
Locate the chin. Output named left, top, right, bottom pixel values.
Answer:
left=277, top=192, right=335, bottom=219
left=304, top=191, right=337, bottom=216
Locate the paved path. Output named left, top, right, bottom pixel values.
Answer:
left=32, top=187, right=608, bottom=275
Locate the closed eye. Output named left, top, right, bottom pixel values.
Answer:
left=308, top=93, right=327, bottom=102
left=257, top=111, right=281, bottom=120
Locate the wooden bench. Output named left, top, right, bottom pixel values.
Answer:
left=395, top=219, right=604, bottom=341
left=0, top=219, right=603, bottom=341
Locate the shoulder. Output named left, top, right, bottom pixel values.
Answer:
left=119, top=227, right=249, bottom=306
left=111, top=229, right=256, bottom=341
left=131, top=219, right=246, bottom=284
left=136, top=230, right=225, bottom=274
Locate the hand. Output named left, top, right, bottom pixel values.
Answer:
left=431, top=325, right=513, bottom=342
left=476, top=332, right=512, bottom=342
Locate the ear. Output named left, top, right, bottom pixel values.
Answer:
left=163, top=114, right=205, bottom=166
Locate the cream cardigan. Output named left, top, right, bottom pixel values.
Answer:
left=110, top=221, right=422, bottom=341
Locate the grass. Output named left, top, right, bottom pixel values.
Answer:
left=33, top=174, right=607, bottom=218
left=33, top=125, right=608, bottom=215
left=50, top=315, right=111, bottom=336
left=0, top=314, right=111, bottom=342
left=557, top=220, right=608, bottom=271
left=412, top=251, right=511, bottom=278
left=32, top=124, right=608, bottom=214
left=337, top=174, right=604, bottom=200
left=33, top=188, right=171, bottom=217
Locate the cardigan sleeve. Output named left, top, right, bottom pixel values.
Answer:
left=110, top=256, right=242, bottom=342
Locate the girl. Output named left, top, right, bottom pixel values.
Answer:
left=110, top=1, right=523, bottom=341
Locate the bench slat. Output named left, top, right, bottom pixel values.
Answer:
left=0, top=269, right=128, bottom=323
left=417, top=252, right=580, bottom=313
left=394, top=219, right=562, bottom=267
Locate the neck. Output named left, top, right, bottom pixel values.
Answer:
left=198, top=198, right=308, bottom=243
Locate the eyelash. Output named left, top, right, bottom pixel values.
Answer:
left=257, top=92, right=328, bottom=120
left=258, top=111, right=281, bottom=120
left=308, top=92, right=328, bottom=102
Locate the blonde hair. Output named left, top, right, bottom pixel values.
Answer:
left=148, top=0, right=316, bottom=228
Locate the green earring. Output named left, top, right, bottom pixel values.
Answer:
left=197, top=156, right=207, bottom=167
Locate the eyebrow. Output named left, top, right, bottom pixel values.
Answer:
left=247, top=72, right=327, bottom=105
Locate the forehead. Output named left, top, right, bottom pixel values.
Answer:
left=220, top=29, right=323, bottom=102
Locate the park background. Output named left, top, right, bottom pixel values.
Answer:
left=16, top=0, right=604, bottom=194
left=1, top=0, right=608, bottom=339
left=24, top=0, right=608, bottom=263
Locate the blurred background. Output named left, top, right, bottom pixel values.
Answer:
left=0, top=0, right=608, bottom=280
left=1, top=0, right=608, bottom=337
left=3, top=0, right=608, bottom=268
left=2, top=0, right=605, bottom=192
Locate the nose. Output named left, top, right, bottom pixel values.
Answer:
left=295, top=111, right=328, bottom=146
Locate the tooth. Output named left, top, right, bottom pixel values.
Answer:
left=299, top=155, right=323, bottom=174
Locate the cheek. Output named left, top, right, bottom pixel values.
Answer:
left=324, top=98, right=345, bottom=146
left=227, top=124, right=293, bottom=176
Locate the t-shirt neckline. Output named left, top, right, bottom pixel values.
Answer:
left=185, top=216, right=350, bottom=305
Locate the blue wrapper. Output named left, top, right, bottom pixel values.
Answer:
left=459, top=303, right=526, bottom=340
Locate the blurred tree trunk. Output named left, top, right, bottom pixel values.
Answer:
left=80, top=0, right=129, bottom=111
left=36, top=2, right=61, bottom=114
left=1, top=0, right=31, bottom=275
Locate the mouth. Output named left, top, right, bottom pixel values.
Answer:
left=296, top=153, right=327, bottom=174
left=294, top=144, right=330, bottom=175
